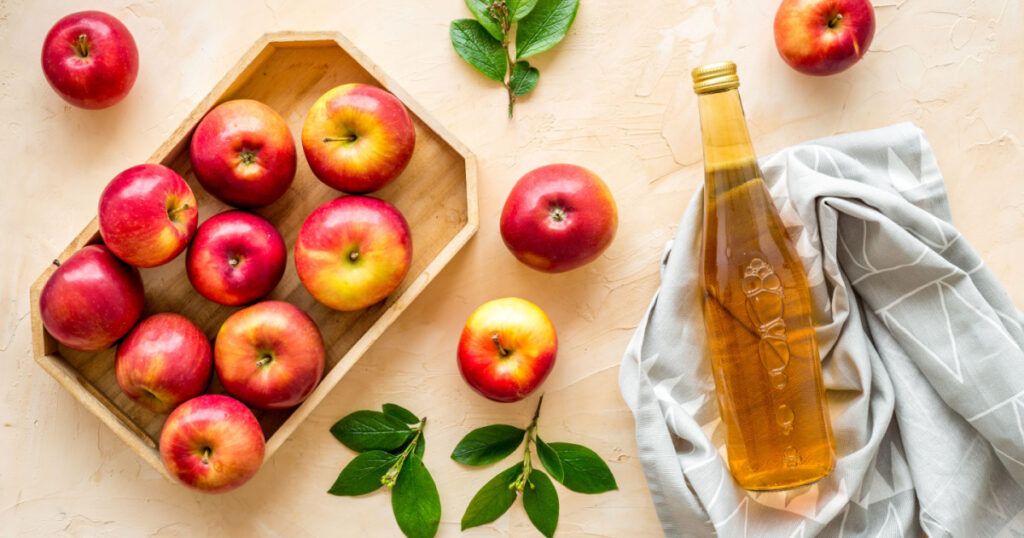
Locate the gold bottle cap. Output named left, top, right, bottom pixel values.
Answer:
left=692, top=62, right=739, bottom=94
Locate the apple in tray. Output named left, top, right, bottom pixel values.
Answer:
left=500, top=164, right=618, bottom=273
left=187, top=210, right=286, bottom=306
left=214, top=301, right=326, bottom=410
left=457, top=297, right=558, bottom=403
left=115, top=313, right=212, bottom=414
left=41, top=10, right=139, bottom=109
left=295, top=196, right=412, bottom=311
left=190, top=99, right=297, bottom=208
left=39, top=244, right=145, bottom=352
left=301, top=83, right=416, bottom=194
left=160, top=394, right=265, bottom=494
left=99, top=163, right=198, bottom=268
left=774, top=0, right=876, bottom=76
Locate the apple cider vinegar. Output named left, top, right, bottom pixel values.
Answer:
left=693, top=62, right=835, bottom=490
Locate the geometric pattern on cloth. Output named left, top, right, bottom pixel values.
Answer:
left=620, top=123, right=1024, bottom=537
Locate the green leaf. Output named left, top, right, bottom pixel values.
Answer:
left=508, top=0, right=540, bottom=21
left=461, top=463, right=523, bottom=530
left=515, top=0, right=579, bottom=59
left=548, top=443, right=617, bottom=494
left=392, top=454, right=441, bottom=538
left=536, top=437, right=564, bottom=482
left=510, top=61, right=539, bottom=96
left=330, top=410, right=412, bottom=453
left=415, top=435, right=425, bottom=458
left=328, top=450, right=398, bottom=496
left=450, top=19, right=508, bottom=82
left=523, top=470, right=559, bottom=538
left=383, top=403, right=419, bottom=424
left=451, top=425, right=525, bottom=466
left=464, top=0, right=504, bottom=41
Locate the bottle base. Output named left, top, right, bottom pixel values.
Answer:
left=733, top=462, right=834, bottom=491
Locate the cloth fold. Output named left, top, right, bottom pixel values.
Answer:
left=619, top=123, right=1024, bottom=537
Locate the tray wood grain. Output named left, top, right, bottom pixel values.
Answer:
left=29, top=31, right=478, bottom=481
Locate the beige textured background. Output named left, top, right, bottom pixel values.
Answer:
left=2, top=0, right=1022, bottom=536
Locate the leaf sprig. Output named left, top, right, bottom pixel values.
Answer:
left=329, top=404, right=440, bottom=538
left=454, top=396, right=618, bottom=537
left=450, top=0, right=580, bottom=117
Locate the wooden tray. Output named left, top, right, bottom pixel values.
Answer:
left=28, top=31, right=478, bottom=481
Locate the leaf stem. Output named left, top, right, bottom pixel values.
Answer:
left=491, top=0, right=517, bottom=117
left=513, top=395, right=544, bottom=491
left=382, top=417, right=426, bottom=488
left=503, top=42, right=516, bottom=117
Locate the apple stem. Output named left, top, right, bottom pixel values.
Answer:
left=201, top=447, right=212, bottom=465
left=348, top=250, right=360, bottom=262
left=73, top=34, right=90, bottom=58
left=52, top=259, right=61, bottom=268
left=167, top=203, right=191, bottom=221
left=828, top=12, right=844, bottom=29
left=256, top=353, right=273, bottom=368
left=491, top=333, right=510, bottom=358
left=323, top=135, right=358, bottom=143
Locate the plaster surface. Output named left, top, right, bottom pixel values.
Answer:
left=2, top=0, right=1021, bottom=536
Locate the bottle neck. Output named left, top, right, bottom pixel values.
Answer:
left=697, top=88, right=759, bottom=184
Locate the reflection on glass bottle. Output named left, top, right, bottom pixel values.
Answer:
left=694, top=62, right=835, bottom=491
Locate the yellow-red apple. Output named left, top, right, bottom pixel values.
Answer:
left=774, top=0, right=875, bottom=76
left=99, top=163, right=198, bottom=268
left=214, top=301, right=325, bottom=410
left=115, top=313, right=212, bottom=414
left=301, top=84, right=416, bottom=194
left=190, top=99, right=297, bottom=208
left=295, top=196, right=412, bottom=311
left=39, top=244, right=145, bottom=352
left=159, top=394, right=265, bottom=494
left=500, top=164, right=617, bottom=273
left=41, top=10, right=139, bottom=109
left=186, top=211, right=286, bottom=306
left=457, top=297, right=557, bottom=403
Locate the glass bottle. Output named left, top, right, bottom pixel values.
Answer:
left=693, top=62, right=835, bottom=490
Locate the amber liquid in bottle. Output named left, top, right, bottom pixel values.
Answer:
left=693, top=63, right=835, bottom=490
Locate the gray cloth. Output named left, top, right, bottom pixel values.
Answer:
left=619, top=123, right=1024, bottom=537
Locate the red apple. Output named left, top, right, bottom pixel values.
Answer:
left=301, top=84, right=416, bottom=194
left=774, top=0, right=875, bottom=76
left=295, top=196, right=412, bottom=311
left=159, top=394, right=265, bottom=494
left=500, top=164, right=618, bottom=273
left=41, top=10, right=139, bottom=109
left=458, top=297, right=557, bottom=403
left=190, top=99, right=297, bottom=208
left=214, top=301, right=325, bottom=410
left=115, top=313, right=212, bottom=414
left=186, top=211, right=286, bottom=306
left=99, top=163, right=198, bottom=268
left=39, top=244, right=145, bottom=352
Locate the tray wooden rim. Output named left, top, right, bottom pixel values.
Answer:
left=29, top=30, right=479, bottom=483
